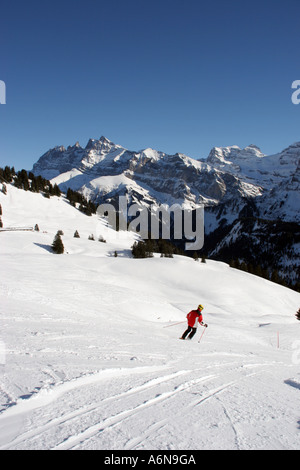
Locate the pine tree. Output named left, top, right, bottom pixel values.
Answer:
left=132, top=240, right=153, bottom=258
left=271, top=269, right=280, bottom=284
left=52, top=232, right=64, bottom=254
left=254, top=265, right=263, bottom=277
left=53, top=183, right=61, bottom=197
left=296, top=308, right=300, bottom=321
left=240, top=261, right=248, bottom=272
left=230, top=259, right=240, bottom=270
left=74, top=230, right=80, bottom=238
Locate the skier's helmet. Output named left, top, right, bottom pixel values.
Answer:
left=198, top=304, right=204, bottom=311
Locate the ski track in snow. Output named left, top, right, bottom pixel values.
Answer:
left=0, top=367, right=187, bottom=449
left=0, top=358, right=292, bottom=450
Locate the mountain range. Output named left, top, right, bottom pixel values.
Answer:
left=32, top=136, right=300, bottom=289
left=32, top=136, right=300, bottom=222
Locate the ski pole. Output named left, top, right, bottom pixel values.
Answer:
left=163, top=321, right=186, bottom=328
left=198, top=325, right=207, bottom=343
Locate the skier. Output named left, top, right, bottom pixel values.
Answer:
left=180, top=304, right=207, bottom=340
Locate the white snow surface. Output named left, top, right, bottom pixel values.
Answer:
left=0, top=185, right=300, bottom=450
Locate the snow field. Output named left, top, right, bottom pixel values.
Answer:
left=0, top=185, right=299, bottom=450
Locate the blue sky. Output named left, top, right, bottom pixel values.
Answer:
left=0, top=0, right=300, bottom=170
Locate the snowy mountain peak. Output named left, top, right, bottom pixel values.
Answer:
left=83, top=136, right=126, bottom=154
left=55, top=145, right=67, bottom=153
left=244, top=144, right=265, bottom=155
left=280, top=142, right=300, bottom=161
left=140, top=148, right=164, bottom=161
left=207, top=144, right=265, bottom=165
left=67, top=141, right=82, bottom=151
left=99, top=135, right=114, bottom=144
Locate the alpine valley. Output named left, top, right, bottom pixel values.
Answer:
left=32, top=136, right=300, bottom=291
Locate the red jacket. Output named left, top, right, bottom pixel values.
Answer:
left=187, top=310, right=203, bottom=328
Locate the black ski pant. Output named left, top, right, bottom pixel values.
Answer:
left=182, top=326, right=197, bottom=340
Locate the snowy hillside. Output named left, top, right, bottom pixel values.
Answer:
left=0, top=185, right=300, bottom=450
left=29, top=137, right=300, bottom=289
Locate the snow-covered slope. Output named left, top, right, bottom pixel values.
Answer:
left=0, top=185, right=300, bottom=450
